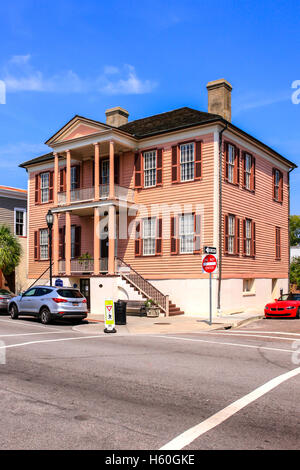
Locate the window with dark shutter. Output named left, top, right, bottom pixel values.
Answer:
left=170, top=216, right=178, bottom=254
left=243, top=152, right=255, bottom=192
left=114, top=155, right=120, bottom=185
left=171, top=145, right=179, bottom=183
left=194, top=213, right=201, bottom=253
left=275, top=227, right=281, bottom=259
left=273, top=168, right=283, bottom=203
left=34, top=231, right=40, bottom=260
left=75, top=226, right=81, bottom=257
left=49, top=171, right=54, bottom=202
left=135, top=221, right=142, bottom=256
left=156, top=149, right=163, bottom=186
left=225, top=214, right=240, bottom=255
left=60, top=168, right=66, bottom=192
left=155, top=218, right=163, bottom=255
left=35, top=174, right=40, bottom=204
left=195, top=141, right=202, bottom=180
left=225, top=143, right=240, bottom=185
left=59, top=226, right=65, bottom=260
left=134, top=153, right=143, bottom=189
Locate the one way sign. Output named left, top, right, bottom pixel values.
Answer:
left=203, top=246, right=217, bottom=255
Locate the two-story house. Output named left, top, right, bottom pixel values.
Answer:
left=20, top=79, right=297, bottom=316
left=0, top=185, right=28, bottom=293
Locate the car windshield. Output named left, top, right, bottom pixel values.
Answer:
left=57, top=289, right=84, bottom=299
left=279, top=294, right=300, bottom=301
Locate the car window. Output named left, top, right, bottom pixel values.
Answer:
left=36, top=288, right=53, bottom=296
left=290, top=294, right=300, bottom=301
left=57, top=289, right=84, bottom=299
left=23, top=288, right=38, bottom=297
left=279, top=294, right=289, bottom=301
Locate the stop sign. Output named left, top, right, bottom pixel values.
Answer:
left=202, top=254, right=217, bottom=273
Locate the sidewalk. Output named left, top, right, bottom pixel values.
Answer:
left=73, top=311, right=264, bottom=336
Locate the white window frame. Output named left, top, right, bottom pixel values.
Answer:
left=179, top=213, right=194, bottom=254
left=39, top=229, right=49, bottom=260
left=228, top=215, right=235, bottom=254
left=180, top=143, right=194, bottom=182
left=142, top=218, right=156, bottom=256
left=274, top=169, right=280, bottom=201
left=40, top=172, right=50, bottom=203
left=143, top=150, right=157, bottom=188
left=101, top=159, right=109, bottom=185
left=243, top=278, right=255, bottom=295
left=244, top=153, right=252, bottom=190
left=14, top=207, right=27, bottom=237
left=245, top=219, right=252, bottom=256
left=228, top=144, right=235, bottom=183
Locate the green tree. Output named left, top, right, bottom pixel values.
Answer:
left=290, top=257, right=300, bottom=289
left=0, top=225, right=21, bottom=275
left=290, top=215, right=300, bottom=246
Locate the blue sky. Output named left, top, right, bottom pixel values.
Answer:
left=0, top=0, right=299, bottom=213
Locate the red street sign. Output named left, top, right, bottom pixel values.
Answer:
left=202, top=254, right=217, bottom=273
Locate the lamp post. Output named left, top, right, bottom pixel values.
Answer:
left=46, top=210, right=54, bottom=286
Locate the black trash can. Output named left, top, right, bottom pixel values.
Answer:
left=115, top=300, right=127, bottom=325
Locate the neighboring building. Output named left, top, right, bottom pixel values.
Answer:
left=291, top=245, right=300, bottom=260
left=20, top=79, right=297, bottom=316
left=0, top=186, right=28, bottom=293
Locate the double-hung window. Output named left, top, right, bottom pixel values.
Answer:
left=40, top=229, right=49, bottom=260
left=143, top=218, right=156, bottom=256
left=144, top=151, right=157, bottom=188
left=41, top=172, right=50, bottom=203
left=14, top=208, right=26, bottom=236
left=227, top=144, right=235, bottom=184
left=244, top=153, right=252, bottom=190
left=180, top=143, right=194, bottom=182
left=71, top=166, right=77, bottom=190
left=179, top=213, right=194, bottom=254
left=71, top=226, right=76, bottom=259
left=245, top=219, right=252, bottom=256
left=273, top=169, right=283, bottom=202
left=228, top=215, right=235, bottom=254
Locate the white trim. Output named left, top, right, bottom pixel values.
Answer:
left=14, top=207, right=27, bottom=237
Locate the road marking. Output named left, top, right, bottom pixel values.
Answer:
left=0, top=331, right=75, bottom=338
left=0, top=335, right=106, bottom=350
left=0, top=318, right=66, bottom=332
left=225, top=329, right=300, bottom=337
left=205, top=332, right=297, bottom=342
left=160, top=366, right=300, bottom=450
left=153, top=335, right=293, bottom=353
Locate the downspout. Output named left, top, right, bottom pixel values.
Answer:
left=217, top=123, right=228, bottom=312
left=288, top=167, right=294, bottom=292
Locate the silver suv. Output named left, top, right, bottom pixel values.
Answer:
left=8, top=286, right=88, bottom=324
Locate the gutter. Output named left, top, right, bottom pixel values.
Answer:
left=217, top=123, right=228, bottom=312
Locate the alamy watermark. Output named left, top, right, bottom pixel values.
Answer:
left=0, top=80, right=6, bottom=104
left=291, top=80, right=300, bottom=104
left=292, top=340, right=300, bottom=365
left=0, top=341, right=6, bottom=364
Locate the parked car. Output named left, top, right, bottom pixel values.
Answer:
left=264, top=293, right=300, bottom=319
left=8, top=286, right=88, bottom=324
left=0, top=288, right=15, bottom=312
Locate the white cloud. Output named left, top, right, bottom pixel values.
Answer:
left=1, top=56, right=157, bottom=96
left=233, top=90, right=290, bottom=115
left=0, top=142, right=47, bottom=169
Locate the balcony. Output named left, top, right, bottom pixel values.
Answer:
left=58, top=258, right=109, bottom=275
left=57, top=184, right=135, bottom=207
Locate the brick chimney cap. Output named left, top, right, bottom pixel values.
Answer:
left=206, top=79, right=232, bottom=91
left=105, top=106, right=129, bottom=117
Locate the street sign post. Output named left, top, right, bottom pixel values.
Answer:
left=104, top=299, right=117, bottom=334
left=202, top=252, right=218, bottom=325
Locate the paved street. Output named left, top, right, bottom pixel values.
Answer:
left=0, top=315, right=299, bottom=450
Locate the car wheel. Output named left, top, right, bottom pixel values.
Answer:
left=296, top=308, right=300, bottom=319
left=40, top=308, right=51, bottom=325
left=10, top=304, right=19, bottom=320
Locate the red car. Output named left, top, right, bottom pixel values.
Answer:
left=265, top=293, right=300, bottom=319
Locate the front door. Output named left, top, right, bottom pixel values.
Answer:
left=80, top=279, right=90, bottom=311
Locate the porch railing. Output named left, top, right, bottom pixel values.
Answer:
left=116, top=258, right=169, bottom=314
left=57, top=184, right=135, bottom=206
left=58, top=258, right=109, bottom=274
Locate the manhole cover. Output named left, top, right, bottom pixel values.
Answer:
left=154, top=322, right=171, bottom=325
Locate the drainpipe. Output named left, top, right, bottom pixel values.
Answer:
left=288, top=167, right=294, bottom=293
left=217, top=123, right=228, bottom=312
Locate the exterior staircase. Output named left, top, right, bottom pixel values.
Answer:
left=116, top=258, right=184, bottom=317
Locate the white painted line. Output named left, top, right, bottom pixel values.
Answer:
left=230, top=329, right=300, bottom=337
left=205, top=332, right=297, bottom=342
left=0, top=335, right=106, bottom=350
left=0, top=332, right=75, bottom=338
left=0, top=318, right=66, bottom=332
left=153, top=335, right=293, bottom=354
left=160, top=366, right=300, bottom=450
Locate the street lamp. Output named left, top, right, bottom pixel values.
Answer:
left=46, top=209, right=54, bottom=286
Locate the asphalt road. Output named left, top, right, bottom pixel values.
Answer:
left=0, top=315, right=299, bottom=450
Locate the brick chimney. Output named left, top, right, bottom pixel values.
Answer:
left=105, top=106, right=129, bottom=127
left=206, top=79, right=232, bottom=122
